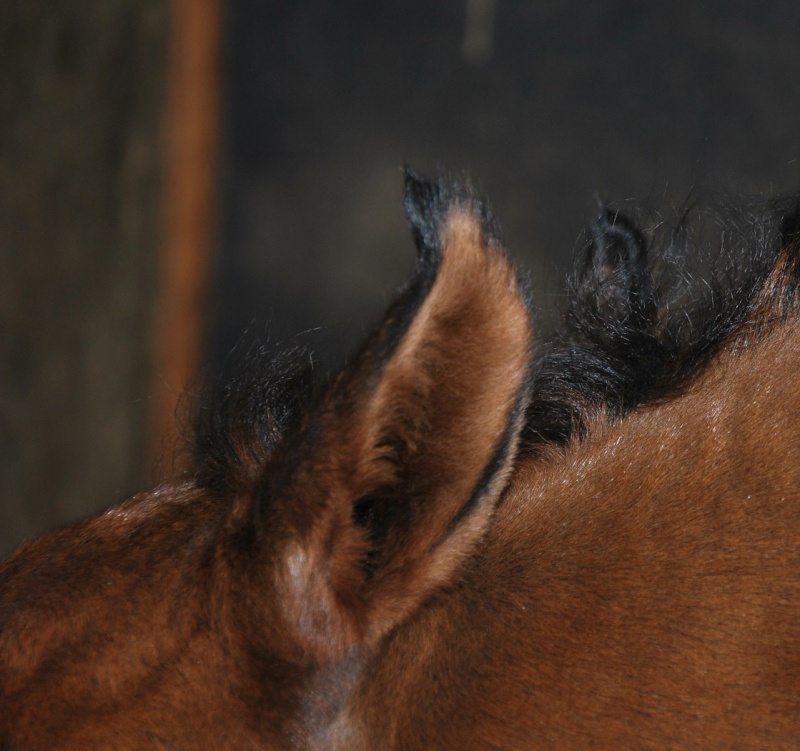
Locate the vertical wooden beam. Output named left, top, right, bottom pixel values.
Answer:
left=0, top=3, right=169, bottom=554
left=150, top=0, right=221, bottom=472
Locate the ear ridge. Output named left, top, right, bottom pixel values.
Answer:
left=270, top=174, right=533, bottom=660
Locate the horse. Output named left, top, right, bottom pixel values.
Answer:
left=3, top=170, right=800, bottom=749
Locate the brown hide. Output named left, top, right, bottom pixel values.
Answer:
left=350, top=322, right=800, bottom=749
left=2, top=173, right=800, bottom=749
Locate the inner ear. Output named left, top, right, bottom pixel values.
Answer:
left=352, top=492, right=412, bottom=577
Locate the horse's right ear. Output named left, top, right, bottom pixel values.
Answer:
left=261, top=172, right=534, bottom=662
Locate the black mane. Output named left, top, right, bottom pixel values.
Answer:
left=522, top=193, right=800, bottom=455
left=191, top=344, right=318, bottom=495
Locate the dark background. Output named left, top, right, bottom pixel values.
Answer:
left=3, top=1, right=800, bottom=555
left=1, top=2, right=167, bottom=556
left=212, top=1, right=800, bottom=371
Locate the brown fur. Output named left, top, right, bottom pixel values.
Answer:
left=2, top=176, right=800, bottom=749
left=349, top=322, right=800, bottom=748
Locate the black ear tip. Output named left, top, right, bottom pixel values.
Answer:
left=403, top=167, right=436, bottom=219
left=594, top=205, right=634, bottom=233
left=403, top=168, right=443, bottom=262
left=590, top=206, right=647, bottom=261
left=402, top=167, right=501, bottom=263
left=402, top=164, right=423, bottom=190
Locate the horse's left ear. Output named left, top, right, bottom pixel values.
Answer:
left=262, top=173, right=533, bottom=661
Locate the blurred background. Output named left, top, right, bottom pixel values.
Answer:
left=2, top=0, right=800, bottom=556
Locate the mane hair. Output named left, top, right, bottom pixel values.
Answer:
left=522, top=192, right=800, bottom=455
left=191, top=344, right=318, bottom=495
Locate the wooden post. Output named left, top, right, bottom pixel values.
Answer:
left=150, top=0, right=222, bottom=473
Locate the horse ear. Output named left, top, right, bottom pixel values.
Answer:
left=573, top=207, right=654, bottom=327
left=264, top=172, right=533, bottom=661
